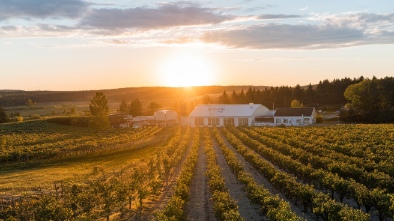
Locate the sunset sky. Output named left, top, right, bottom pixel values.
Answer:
left=1, top=0, right=394, bottom=91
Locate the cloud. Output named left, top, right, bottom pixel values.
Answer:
left=258, top=14, right=302, bottom=19
left=79, top=3, right=234, bottom=31
left=201, top=23, right=366, bottom=49
left=0, top=0, right=90, bottom=20
left=311, top=12, right=394, bottom=29
left=201, top=13, right=394, bottom=49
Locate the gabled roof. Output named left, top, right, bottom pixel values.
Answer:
left=189, top=104, right=268, bottom=117
left=274, top=107, right=315, bottom=117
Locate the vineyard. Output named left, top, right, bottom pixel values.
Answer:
left=1, top=121, right=394, bottom=221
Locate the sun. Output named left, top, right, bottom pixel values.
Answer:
left=158, top=53, right=216, bottom=87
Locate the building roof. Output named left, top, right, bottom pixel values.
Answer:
left=274, top=107, right=315, bottom=117
left=189, top=104, right=269, bottom=117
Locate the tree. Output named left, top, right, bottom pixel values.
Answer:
left=147, top=102, right=161, bottom=115
left=291, top=100, right=304, bottom=108
left=90, top=92, right=109, bottom=116
left=344, top=78, right=394, bottom=111
left=26, top=99, right=36, bottom=108
left=89, top=92, right=110, bottom=130
left=119, top=99, right=128, bottom=113
left=129, top=98, right=142, bottom=116
left=0, top=105, right=8, bottom=123
left=218, top=91, right=230, bottom=104
left=293, top=84, right=304, bottom=102
left=201, top=95, right=212, bottom=104
left=304, top=84, right=315, bottom=105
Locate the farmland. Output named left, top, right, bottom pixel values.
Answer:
left=1, top=121, right=394, bottom=221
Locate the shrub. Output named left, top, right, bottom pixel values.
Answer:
left=30, top=114, right=41, bottom=120
left=47, top=116, right=92, bottom=127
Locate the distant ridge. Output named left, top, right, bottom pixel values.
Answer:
left=0, top=89, right=24, bottom=92
left=0, top=85, right=271, bottom=107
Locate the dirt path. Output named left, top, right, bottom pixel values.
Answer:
left=212, top=140, right=267, bottom=221
left=218, top=131, right=315, bottom=221
left=185, top=141, right=216, bottom=221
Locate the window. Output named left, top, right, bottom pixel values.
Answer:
left=296, top=119, right=301, bottom=124
left=195, top=118, right=204, bottom=126
left=283, top=119, right=288, bottom=124
left=224, top=118, right=234, bottom=126
left=276, top=119, right=281, bottom=124
left=304, top=118, right=310, bottom=124
left=238, top=118, right=248, bottom=126
left=208, top=118, right=220, bottom=126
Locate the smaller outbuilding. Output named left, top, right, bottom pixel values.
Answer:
left=109, top=114, right=132, bottom=128
left=132, top=110, right=178, bottom=127
left=274, top=107, right=317, bottom=126
left=154, top=110, right=178, bottom=126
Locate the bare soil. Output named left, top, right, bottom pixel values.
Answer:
left=212, top=140, right=268, bottom=221
left=217, top=131, right=316, bottom=221
left=185, top=142, right=216, bottom=221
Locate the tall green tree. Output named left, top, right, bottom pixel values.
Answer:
left=218, top=91, right=230, bottom=104
left=129, top=98, right=142, bottom=116
left=201, top=95, right=212, bottom=104
left=0, top=105, right=8, bottom=123
left=90, top=92, right=109, bottom=116
left=89, top=92, right=110, bottom=130
left=344, top=77, right=394, bottom=111
left=119, top=99, right=128, bottom=113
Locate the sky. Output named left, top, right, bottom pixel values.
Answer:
left=1, top=0, right=394, bottom=91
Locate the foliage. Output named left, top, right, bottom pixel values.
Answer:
left=25, top=99, right=36, bottom=108
left=218, top=90, right=231, bottom=104
left=0, top=126, right=188, bottom=220
left=223, top=126, right=370, bottom=220
left=204, top=129, right=243, bottom=221
left=156, top=128, right=200, bottom=220
left=0, top=120, right=165, bottom=164
left=213, top=127, right=304, bottom=221
left=290, top=100, right=304, bottom=108
left=0, top=105, right=8, bottom=123
left=119, top=98, right=129, bottom=113
left=344, top=77, right=394, bottom=111
left=129, top=98, right=142, bottom=116
left=1, top=124, right=394, bottom=220
left=47, top=116, right=92, bottom=127
left=147, top=102, right=161, bottom=115
left=89, top=92, right=109, bottom=117
left=89, top=92, right=110, bottom=130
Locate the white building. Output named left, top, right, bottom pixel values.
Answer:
left=189, top=103, right=271, bottom=127
left=154, top=110, right=178, bottom=126
left=132, top=110, right=178, bottom=127
left=274, top=107, right=317, bottom=126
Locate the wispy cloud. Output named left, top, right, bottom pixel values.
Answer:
left=79, top=3, right=234, bottom=31
left=258, top=14, right=302, bottom=19
left=201, top=23, right=365, bottom=49
left=201, top=12, right=394, bottom=49
left=0, top=0, right=90, bottom=20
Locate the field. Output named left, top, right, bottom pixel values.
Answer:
left=1, top=121, right=394, bottom=221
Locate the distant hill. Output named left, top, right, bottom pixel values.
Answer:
left=0, top=86, right=269, bottom=107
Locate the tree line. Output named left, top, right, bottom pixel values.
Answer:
left=341, top=76, right=394, bottom=123
left=198, top=76, right=365, bottom=109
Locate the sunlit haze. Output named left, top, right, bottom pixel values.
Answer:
left=157, top=51, right=217, bottom=87
left=1, top=0, right=394, bottom=90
